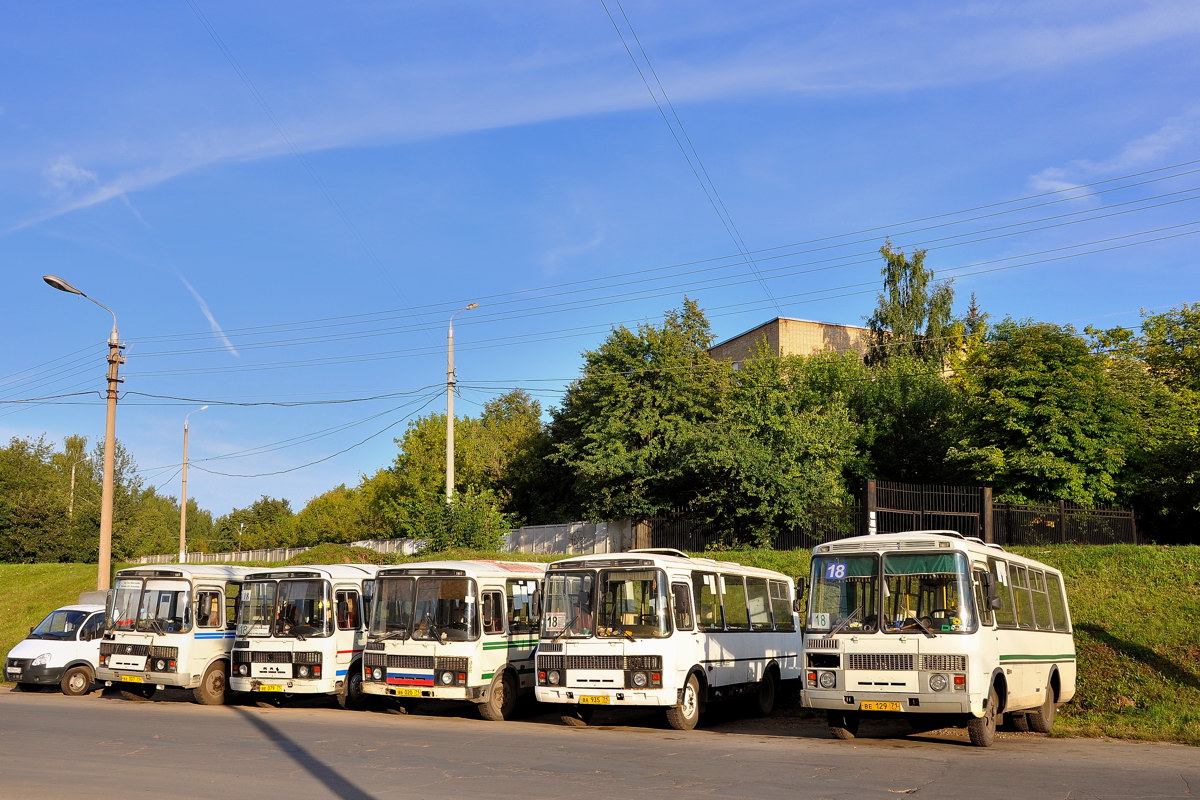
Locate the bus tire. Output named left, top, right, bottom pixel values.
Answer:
left=751, top=667, right=778, bottom=717
left=967, top=686, right=999, bottom=747
left=560, top=706, right=595, bottom=727
left=479, top=670, right=517, bottom=721
left=665, top=673, right=701, bottom=731
left=194, top=662, right=228, bottom=706
left=338, top=666, right=366, bottom=711
left=60, top=665, right=94, bottom=696
left=1026, top=680, right=1057, bottom=733
left=827, top=710, right=859, bottom=739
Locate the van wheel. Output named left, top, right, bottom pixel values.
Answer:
left=60, top=666, right=94, bottom=696
left=828, top=710, right=860, bottom=739
left=338, top=667, right=366, bottom=711
left=1026, top=681, right=1057, bottom=733
left=967, top=686, right=999, bottom=747
left=194, top=662, right=228, bottom=706
left=665, top=673, right=701, bottom=731
left=751, top=669, right=778, bottom=717
left=479, top=671, right=517, bottom=721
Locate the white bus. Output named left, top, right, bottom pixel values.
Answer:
left=535, top=549, right=802, bottom=730
left=230, top=565, right=380, bottom=708
left=97, top=565, right=254, bottom=704
left=802, top=530, right=1076, bottom=746
left=361, top=560, right=546, bottom=721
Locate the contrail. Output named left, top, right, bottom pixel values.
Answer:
left=176, top=272, right=240, bottom=357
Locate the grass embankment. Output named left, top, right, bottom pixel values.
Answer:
left=2, top=544, right=1197, bottom=745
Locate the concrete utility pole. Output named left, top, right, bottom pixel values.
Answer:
left=44, top=275, right=123, bottom=591
left=179, top=405, right=208, bottom=563
left=445, top=302, right=478, bottom=502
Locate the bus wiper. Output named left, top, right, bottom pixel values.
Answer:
left=911, top=617, right=937, bottom=638
left=828, top=605, right=862, bottom=637
left=551, top=613, right=579, bottom=641
left=375, top=629, right=410, bottom=642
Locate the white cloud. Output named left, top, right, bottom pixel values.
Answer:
left=1028, top=107, right=1200, bottom=194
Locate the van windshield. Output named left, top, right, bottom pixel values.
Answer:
left=28, top=609, right=91, bottom=640
left=237, top=579, right=331, bottom=638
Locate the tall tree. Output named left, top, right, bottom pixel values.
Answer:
left=549, top=299, right=729, bottom=520
left=866, top=241, right=959, bottom=366
left=946, top=319, right=1135, bottom=505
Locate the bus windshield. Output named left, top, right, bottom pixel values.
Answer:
left=541, top=571, right=596, bottom=638
left=107, top=577, right=191, bottom=634
left=274, top=580, right=331, bottom=638
left=596, top=568, right=670, bottom=639
left=808, top=552, right=976, bottom=635
left=369, top=576, right=478, bottom=642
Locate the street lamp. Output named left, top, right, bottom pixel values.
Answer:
left=179, top=405, right=208, bottom=563
left=43, top=274, right=124, bottom=591
left=446, top=302, right=478, bottom=502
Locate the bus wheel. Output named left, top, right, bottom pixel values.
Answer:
left=665, top=674, right=701, bottom=731
left=967, top=686, right=999, bottom=747
left=60, top=665, right=94, bottom=696
left=827, top=711, right=860, bottom=739
left=751, top=669, right=778, bottom=717
left=194, top=663, right=228, bottom=706
left=1026, top=682, right=1057, bottom=733
left=338, top=668, right=366, bottom=711
left=479, top=671, right=517, bottom=721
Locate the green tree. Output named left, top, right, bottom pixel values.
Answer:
left=294, top=484, right=382, bottom=546
left=849, top=355, right=965, bottom=484
left=214, top=496, right=295, bottom=551
left=549, top=299, right=729, bottom=520
left=866, top=241, right=959, bottom=366
left=946, top=319, right=1135, bottom=505
left=396, top=487, right=516, bottom=552
left=1089, top=303, right=1200, bottom=393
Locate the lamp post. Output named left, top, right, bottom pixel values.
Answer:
left=179, top=405, right=208, bottom=563
left=445, top=302, right=478, bottom=503
left=43, top=274, right=123, bottom=591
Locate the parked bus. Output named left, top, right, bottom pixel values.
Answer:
left=362, top=560, right=546, bottom=720
left=535, top=549, right=801, bottom=730
left=97, top=565, right=254, bottom=704
left=802, top=530, right=1076, bottom=747
left=230, top=565, right=380, bottom=708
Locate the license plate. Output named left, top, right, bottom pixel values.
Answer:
left=6, top=668, right=21, bottom=675
left=860, top=701, right=901, bottom=711
left=258, top=684, right=283, bottom=692
left=391, top=688, right=422, bottom=697
left=579, top=695, right=610, bottom=705
left=120, top=675, right=144, bottom=684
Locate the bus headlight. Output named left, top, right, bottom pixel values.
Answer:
left=297, top=665, right=310, bottom=678
left=547, top=669, right=561, bottom=686
left=154, top=659, right=167, bottom=671
left=439, top=671, right=455, bottom=686
left=818, top=671, right=837, bottom=689
left=928, top=673, right=948, bottom=692
left=371, top=667, right=383, bottom=681
left=631, top=671, right=648, bottom=688
left=239, top=663, right=250, bottom=677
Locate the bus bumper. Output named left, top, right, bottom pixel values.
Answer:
left=535, top=686, right=677, bottom=708
left=802, top=688, right=973, bottom=715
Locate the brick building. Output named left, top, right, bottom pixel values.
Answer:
left=708, top=317, right=871, bottom=368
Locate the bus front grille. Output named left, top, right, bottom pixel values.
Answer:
left=920, top=654, right=967, bottom=672
left=846, top=653, right=915, bottom=671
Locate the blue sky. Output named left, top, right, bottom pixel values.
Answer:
left=2, top=1, right=1198, bottom=518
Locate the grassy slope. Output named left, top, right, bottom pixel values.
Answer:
left=3, top=545, right=1196, bottom=745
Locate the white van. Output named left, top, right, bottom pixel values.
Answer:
left=5, top=604, right=106, bottom=695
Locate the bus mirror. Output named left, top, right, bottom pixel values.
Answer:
left=795, top=578, right=806, bottom=599
left=980, top=572, right=1002, bottom=610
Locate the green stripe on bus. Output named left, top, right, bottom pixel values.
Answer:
left=999, top=654, right=1076, bottom=662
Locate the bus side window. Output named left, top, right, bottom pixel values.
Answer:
left=506, top=579, right=539, bottom=634
left=722, top=575, right=751, bottom=631
left=224, top=583, right=240, bottom=631
left=746, top=578, right=772, bottom=631
left=1011, top=565, right=1035, bottom=629
left=196, top=590, right=221, bottom=629
left=336, top=590, right=360, bottom=630
left=1029, top=569, right=1054, bottom=630
left=671, top=583, right=694, bottom=630
left=988, top=558, right=1017, bottom=628
left=768, top=580, right=795, bottom=631
left=693, top=572, right=722, bottom=631
left=482, top=591, right=505, bottom=634
left=973, top=570, right=995, bottom=627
